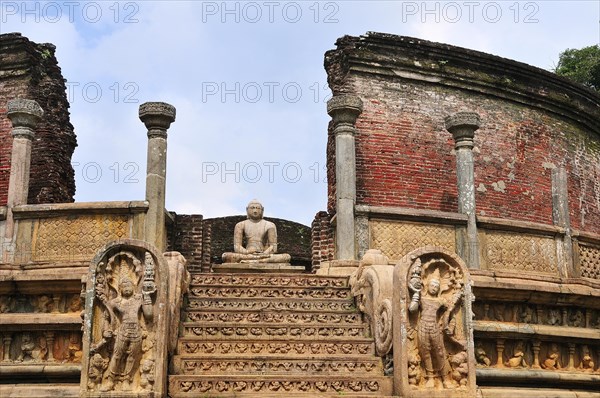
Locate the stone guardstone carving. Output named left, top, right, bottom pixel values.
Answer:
left=222, top=200, right=291, bottom=264
left=80, top=240, right=170, bottom=397
left=393, top=247, right=476, bottom=397
left=349, top=249, right=394, bottom=372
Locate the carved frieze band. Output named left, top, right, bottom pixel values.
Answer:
left=191, top=274, right=347, bottom=287
left=370, top=220, right=455, bottom=261
left=0, top=293, right=82, bottom=314
left=186, top=311, right=361, bottom=324
left=187, top=298, right=355, bottom=312
left=0, top=331, right=82, bottom=363
left=174, top=358, right=380, bottom=374
left=178, top=340, right=374, bottom=356
left=473, top=301, right=600, bottom=329
left=183, top=324, right=367, bottom=338
left=474, top=338, right=599, bottom=374
left=169, top=378, right=382, bottom=394
left=190, top=287, right=350, bottom=300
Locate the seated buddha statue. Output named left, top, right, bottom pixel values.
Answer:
left=222, top=200, right=291, bottom=264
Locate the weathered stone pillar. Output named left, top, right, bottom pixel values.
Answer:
left=445, top=112, right=480, bottom=269
left=327, top=95, right=362, bottom=260
left=139, top=102, right=176, bottom=252
left=552, top=167, right=572, bottom=278
left=3, top=99, right=43, bottom=255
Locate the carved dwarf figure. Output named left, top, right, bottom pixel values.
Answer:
left=407, top=352, right=422, bottom=387
left=579, top=345, right=595, bottom=372
left=16, top=333, right=35, bottom=362
left=139, top=358, right=155, bottom=391
left=569, top=310, right=585, bottom=327
left=100, top=277, right=154, bottom=391
left=542, top=343, right=561, bottom=370
left=450, top=351, right=469, bottom=387
left=222, top=200, right=291, bottom=264
left=505, top=341, right=528, bottom=368
left=88, top=353, right=109, bottom=389
left=475, top=344, right=491, bottom=367
left=547, top=309, right=561, bottom=326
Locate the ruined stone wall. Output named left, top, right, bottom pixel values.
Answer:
left=310, top=210, right=334, bottom=271
left=168, top=214, right=204, bottom=270
left=323, top=33, right=600, bottom=232
left=0, top=33, right=76, bottom=206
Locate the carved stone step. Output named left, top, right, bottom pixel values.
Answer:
left=168, top=375, right=393, bottom=396
left=176, top=338, right=376, bottom=356
left=185, top=310, right=364, bottom=324
left=182, top=323, right=369, bottom=339
left=189, top=285, right=352, bottom=300
left=171, top=355, right=383, bottom=375
left=187, top=297, right=355, bottom=312
left=190, top=273, right=349, bottom=288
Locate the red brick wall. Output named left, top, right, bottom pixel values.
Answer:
left=323, top=33, right=600, bottom=233
left=310, top=211, right=334, bottom=271
left=0, top=33, right=76, bottom=206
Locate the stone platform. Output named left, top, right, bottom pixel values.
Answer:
left=212, top=262, right=305, bottom=273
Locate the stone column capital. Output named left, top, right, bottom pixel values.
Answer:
left=139, top=102, right=176, bottom=138
left=327, top=95, right=363, bottom=128
left=7, top=99, right=44, bottom=139
left=445, top=111, right=481, bottom=148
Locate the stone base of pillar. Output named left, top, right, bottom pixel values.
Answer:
left=315, top=259, right=360, bottom=276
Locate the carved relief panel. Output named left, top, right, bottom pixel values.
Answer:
left=393, top=247, right=476, bottom=397
left=80, top=240, right=168, bottom=397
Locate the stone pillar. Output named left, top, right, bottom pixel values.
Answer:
left=3, top=99, right=43, bottom=258
left=327, top=95, right=362, bottom=260
left=445, top=112, right=481, bottom=269
left=552, top=167, right=573, bottom=278
left=139, top=102, right=176, bottom=252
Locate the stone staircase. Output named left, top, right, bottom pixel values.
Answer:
left=168, top=272, right=393, bottom=397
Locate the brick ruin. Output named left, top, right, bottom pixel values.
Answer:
left=0, top=33, right=76, bottom=206
left=1, top=32, right=600, bottom=397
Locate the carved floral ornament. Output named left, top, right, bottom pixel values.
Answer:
left=80, top=240, right=170, bottom=397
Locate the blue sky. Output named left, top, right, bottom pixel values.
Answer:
left=1, top=1, right=599, bottom=225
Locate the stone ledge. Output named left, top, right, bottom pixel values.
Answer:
left=355, top=204, right=468, bottom=225
left=474, top=321, right=600, bottom=341
left=0, top=268, right=86, bottom=294
left=471, top=272, right=600, bottom=304
left=573, top=229, right=600, bottom=245
left=477, top=216, right=565, bottom=235
left=476, top=368, right=600, bottom=388
left=479, top=387, right=600, bottom=398
left=0, top=313, right=82, bottom=330
left=0, top=363, right=80, bottom=378
left=316, top=260, right=360, bottom=277
left=0, top=383, right=79, bottom=398
left=12, top=200, right=148, bottom=219
left=213, top=263, right=305, bottom=274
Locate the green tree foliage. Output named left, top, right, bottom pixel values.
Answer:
left=554, top=45, right=600, bottom=91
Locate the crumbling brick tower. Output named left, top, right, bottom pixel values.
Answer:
left=0, top=33, right=77, bottom=205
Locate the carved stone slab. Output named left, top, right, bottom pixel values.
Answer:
left=80, top=240, right=169, bottom=397
left=393, top=247, right=476, bottom=397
